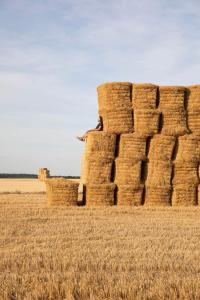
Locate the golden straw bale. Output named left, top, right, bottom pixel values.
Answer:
left=148, top=134, right=176, bottom=161
left=198, top=185, right=200, bottom=205
left=173, top=161, right=199, bottom=186
left=134, top=109, right=160, bottom=136
left=46, top=178, right=79, bottom=206
left=103, top=108, right=133, bottom=134
left=187, top=85, right=200, bottom=110
left=132, top=83, right=158, bottom=109
left=86, top=131, right=116, bottom=159
left=159, top=86, right=186, bottom=111
left=188, top=109, right=200, bottom=136
left=117, top=184, right=144, bottom=206
left=145, top=186, right=171, bottom=206
left=146, top=160, right=172, bottom=188
left=86, top=183, right=116, bottom=206
left=161, top=109, right=188, bottom=136
left=97, top=82, right=132, bottom=112
left=80, top=154, right=88, bottom=185
left=172, top=185, right=197, bottom=206
left=87, top=157, right=113, bottom=184
left=115, top=158, right=141, bottom=185
left=118, top=133, right=147, bottom=160
left=176, top=135, right=200, bottom=162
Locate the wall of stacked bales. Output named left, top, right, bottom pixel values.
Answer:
left=81, top=82, right=200, bottom=206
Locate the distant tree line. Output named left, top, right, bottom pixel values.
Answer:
left=0, top=174, right=80, bottom=179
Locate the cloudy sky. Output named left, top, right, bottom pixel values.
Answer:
left=0, top=0, right=200, bottom=175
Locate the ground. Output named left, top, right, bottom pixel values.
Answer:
left=1, top=187, right=200, bottom=300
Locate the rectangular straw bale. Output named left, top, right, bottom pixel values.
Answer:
left=87, top=157, right=113, bottom=184
left=146, top=160, right=172, bottom=188
left=148, top=134, right=176, bottom=161
left=118, top=133, right=147, bottom=160
left=132, top=83, right=158, bottom=109
left=188, top=109, right=200, bottom=136
left=86, top=131, right=116, bottom=159
left=145, top=186, right=171, bottom=206
left=86, top=183, right=116, bottom=206
left=115, top=158, right=141, bottom=185
left=176, top=135, right=200, bottom=162
left=46, top=179, right=79, bottom=206
left=103, top=108, right=133, bottom=134
left=161, top=108, right=188, bottom=136
left=159, top=86, right=186, bottom=111
left=117, top=184, right=144, bottom=206
left=172, top=185, right=197, bottom=206
left=134, top=109, right=160, bottom=136
left=97, top=82, right=132, bottom=112
left=173, top=161, right=199, bottom=186
left=187, top=85, right=200, bottom=110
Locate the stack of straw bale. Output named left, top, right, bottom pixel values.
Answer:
left=159, top=86, right=188, bottom=136
left=38, top=168, right=50, bottom=181
left=46, top=178, right=79, bottom=206
left=97, top=82, right=133, bottom=134
left=133, top=84, right=160, bottom=136
left=187, top=85, right=200, bottom=136
left=86, top=183, right=116, bottom=206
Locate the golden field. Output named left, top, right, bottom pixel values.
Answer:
left=1, top=189, right=200, bottom=299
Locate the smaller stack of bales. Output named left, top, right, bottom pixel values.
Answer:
left=187, top=85, right=200, bottom=136
left=133, top=84, right=160, bottom=136
left=46, top=178, right=79, bottom=206
left=172, top=135, right=199, bottom=206
left=82, top=131, right=117, bottom=206
left=159, top=86, right=188, bottom=136
left=145, top=135, right=176, bottom=206
left=97, top=82, right=133, bottom=134
left=38, top=168, right=50, bottom=181
left=115, top=133, right=146, bottom=206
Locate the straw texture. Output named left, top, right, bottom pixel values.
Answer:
left=146, top=161, right=172, bottom=188
left=145, top=186, right=171, bottom=206
left=118, top=133, right=147, bottom=160
left=117, top=184, right=144, bottom=206
left=132, top=83, right=158, bottom=109
left=134, top=109, right=160, bottom=136
left=176, top=135, right=200, bottom=162
left=115, top=158, right=141, bottom=185
left=159, top=86, right=186, bottom=111
left=103, top=108, right=133, bottom=134
left=188, top=109, right=200, bottom=136
left=187, top=85, right=200, bottom=111
left=173, top=161, right=199, bottom=186
left=172, top=185, right=197, bottom=206
left=86, top=183, right=116, bottom=206
left=148, top=134, right=176, bottom=161
left=86, top=157, right=113, bottom=184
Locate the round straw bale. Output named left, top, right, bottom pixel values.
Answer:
left=172, top=184, right=197, bottom=206
left=173, top=161, right=199, bottom=186
left=115, top=158, right=142, bottom=185
left=132, top=83, right=158, bottom=109
left=146, top=160, right=172, bottom=188
left=161, top=109, right=188, bottom=136
left=176, top=135, right=200, bottom=162
left=46, top=178, right=79, bottom=206
left=145, top=186, right=171, bottom=206
left=118, top=133, right=147, bottom=160
left=148, top=134, right=176, bottom=161
left=103, top=108, right=133, bottom=134
left=134, top=109, right=160, bottom=136
left=86, top=183, right=116, bottom=206
left=117, top=184, right=144, bottom=206
left=159, top=86, right=186, bottom=111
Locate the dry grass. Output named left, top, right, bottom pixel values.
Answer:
left=0, top=179, right=46, bottom=193
left=1, top=194, right=200, bottom=299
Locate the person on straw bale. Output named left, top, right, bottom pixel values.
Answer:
left=77, top=116, right=103, bottom=142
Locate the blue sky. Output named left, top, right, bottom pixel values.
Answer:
left=0, top=0, right=200, bottom=175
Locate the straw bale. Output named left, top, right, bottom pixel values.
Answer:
left=97, top=82, right=132, bottom=112
left=198, top=185, right=200, bottom=205
left=117, top=184, right=144, bottom=206
left=146, top=160, right=172, bottom=188
left=145, top=186, right=171, bottom=206
left=103, top=108, right=133, bottom=134
left=86, top=131, right=116, bottom=159
left=159, top=86, right=186, bottom=111
left=46, top=178, right=79, bottom=206
left=132, top=83, right=158, bottom=109
left=80, top=154, right=88, bottom=185
left=161, top=109, right=188, bottom=136
left=148, top=134, right=176, bottom=161
left=134, top=109, right=160, bottom=136
left=115, top=158, right=141, bottom=185
left=173, top=161, right=199, bottom=186
left=176, top=135, right=200, bottom=162
left=86, top=183, right=116, bottom=206
left=187, top=85, right=200, bottom=110
left=188, top=109, right=200, bottom=136
left=172, top=185, right=197, bottom=206
left=118, top=133, right=147, bottom=160
left=86, top=157, right=113, bottom=184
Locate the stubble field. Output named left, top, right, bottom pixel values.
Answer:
left=1, top=180, right=200, bottom=299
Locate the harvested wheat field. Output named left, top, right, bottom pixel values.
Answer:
left=1, top=194, right=200, bottom=299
